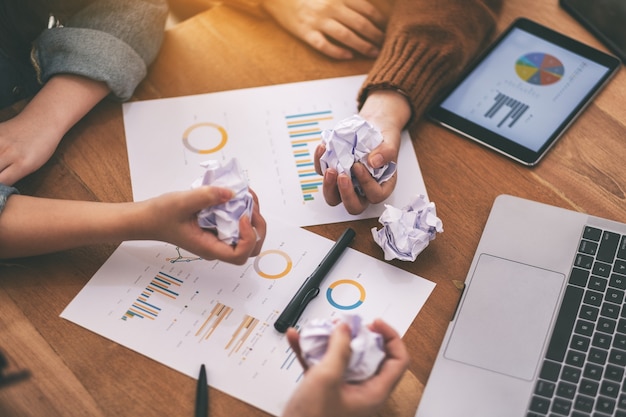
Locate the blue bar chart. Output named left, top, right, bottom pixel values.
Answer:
left=285, top=110, right=333, bottom=202
left=122, top=271, right=183, bottom=320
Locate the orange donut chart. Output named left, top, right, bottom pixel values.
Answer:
left=326, top=279, right=366, bottom=310
left=182, top=122, right=228, bottom=154
left=253, top=250, right=293, bottom=279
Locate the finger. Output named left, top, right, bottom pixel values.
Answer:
left=233, top=214, right=263, bottom=262
left=185, top=186, right=234, bottom=212
left=248, top=189, right=266, bottom=255
left=336, top=4, right=385, bottom=44
left=303, top=30, right=354, bottom=60
left=322, top=169, right=342, bottom=207
left=367, top=319, right=409, bottom=385
left=0, top=166, right=18, bottom=187
left=336, top=173, right=369, bottom=214
left=318, top=322, right=353, bottom=378
left=367, top=140, right=399, bottom=169
left=286, top=328, right=309, bottom=371
left=319, top=19, right=380, bottom=58
left=314, top=144, right=325, bottom=175
left=346, top=0, right=387, bottom=29
left=352, top=163, right=396, bottom=205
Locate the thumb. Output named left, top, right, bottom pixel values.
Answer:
left=319, top=323, right=352, bottom=378
left=368, top=141, right=397, bottom=169
left=184, top=186, right=234, bottom=212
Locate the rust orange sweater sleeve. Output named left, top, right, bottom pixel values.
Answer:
left=359, top=0, right=503, bottom=128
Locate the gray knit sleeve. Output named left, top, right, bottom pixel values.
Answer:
left=0, top=184, right=19, bottom=216
left=31, top=0, right=168, bottom=101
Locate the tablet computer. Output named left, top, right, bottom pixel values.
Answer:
left=560, top=0, right=626, bottom=63
left=428, top=18, right=620, bottom=166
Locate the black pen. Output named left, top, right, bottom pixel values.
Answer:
left=274, top=227, right=356, bottom=333
left=195, top=364, right=208, bottom=417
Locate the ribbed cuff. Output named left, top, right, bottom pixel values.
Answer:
left=32, top=27, right=147, bottom=101
left=358, top=31, right=463, bottom=128
left=0, top=183, right=19, bottom=215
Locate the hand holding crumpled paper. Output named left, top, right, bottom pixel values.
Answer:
left=191, top=158, right=254, bottom=245
left=298, top=314, right=385, bottom=382
left=319, top=114, right=396, bottom=195
left=371, top=194, right=443, bottom=262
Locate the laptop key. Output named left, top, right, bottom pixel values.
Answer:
left=580, top=240, right=599, bottom=255
left=557, top=380, right=577, bottom=398
left=604, top=364, right=624, bottom=382
left=546, top=285, right=584, bottom=362
left=595, top=395, right=616, bottom=414
left=618, top=235, right=626, bottom=259
left=574, top=394, right=594, bottom=413
left=535, top=379, right=556, bottom=397
left=608, top=348, right=626, bottom=366
left=593, top=261, right=612, bottom=278
left=597, top=231, right=620, bottom=263
left=613, top=334, right=626, bottom=350
left=579, top=378, right=599, bottom=396
left=551, top=397, right=573, bottom=415
left=570, top=268, right=590, bottom=287
left=600, top=379, right=621, bottom=398
left=530, top=395, right=551, bottom=414
left=583, top=362, right=603, bottom=380
left=583, top=227, right=603, bottom=242
left=540, top=360, right=562, bottom=382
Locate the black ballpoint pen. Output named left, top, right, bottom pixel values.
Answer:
left=274, top=227, right=356, bottom=333
left=195, top=364, right=208, bottom=417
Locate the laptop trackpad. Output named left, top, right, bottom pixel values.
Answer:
left=444, top=254, right=565, bottom=381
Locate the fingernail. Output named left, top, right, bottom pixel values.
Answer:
left=325, top=169, right=337, bottom=183
left=338, top=174, right=350, bottom=190
left=370, top=154, right=384, bottom=168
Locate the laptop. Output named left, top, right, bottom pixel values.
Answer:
left=416, top=194, right=626, bottom=417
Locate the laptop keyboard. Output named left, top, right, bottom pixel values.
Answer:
left=528, top=226, right=626, bottom=417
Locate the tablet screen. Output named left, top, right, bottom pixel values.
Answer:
left=429, top=18, right=620, bottom=165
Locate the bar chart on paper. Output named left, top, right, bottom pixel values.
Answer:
left=286, top=110, right=333, bottom=202
left=61, top=224, right=435, bottom=416
left=122, top=75, right=427, bottom=226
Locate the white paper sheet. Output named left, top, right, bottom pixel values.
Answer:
left=61, top=223, right=435, bottom=416
left=122, top=75, right=427, bottom=225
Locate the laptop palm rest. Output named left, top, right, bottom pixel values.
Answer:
left=444, top=254, right=565, bottom=381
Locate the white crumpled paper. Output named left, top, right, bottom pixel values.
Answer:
left=298, top=314, right=385, bottom=382
left=319, top=114, right=396, bottom=195
left=371, top=194, right=443, bottom=262
left=191, top=158, right=254, bottom=245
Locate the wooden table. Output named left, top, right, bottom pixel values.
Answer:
left=1, top=1, right=624, bottom=416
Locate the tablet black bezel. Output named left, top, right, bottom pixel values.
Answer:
left=428, top=17, right=621, bottom=166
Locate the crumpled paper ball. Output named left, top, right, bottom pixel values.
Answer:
left=371, top=194, right=443, bottom=261
left=298, top=314, right=385, bottom=382
left=191, top=158, right=254, bottom=245
left=319, top=114, right=396, bottom=195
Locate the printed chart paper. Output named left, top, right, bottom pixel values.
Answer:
left=61, top=224, right=435, bottom=416
left=122, top=75, right=427, bottom=225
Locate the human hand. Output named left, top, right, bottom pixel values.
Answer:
left=0, top=117, right=62, bottom=186
left=142, top=186, right=266, bottom=265
left=314, top=89, right=410, bottom=214
left=282, top=318, right=409, bottom=417
left=0, top=74, right=110, bottom=185
left=261, top=0, right=386, bottom=60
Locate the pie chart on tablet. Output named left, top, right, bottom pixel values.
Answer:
left=515, top=52, right=564, bottom=86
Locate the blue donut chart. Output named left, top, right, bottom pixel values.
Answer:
left=325, top=279, right=366, bottom=310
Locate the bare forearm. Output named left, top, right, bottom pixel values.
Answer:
left=359, top=89, right=411, bottom=132
left=15, top=74, right=110, bottom=140
left=0, top=195, right=144, bottom=258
